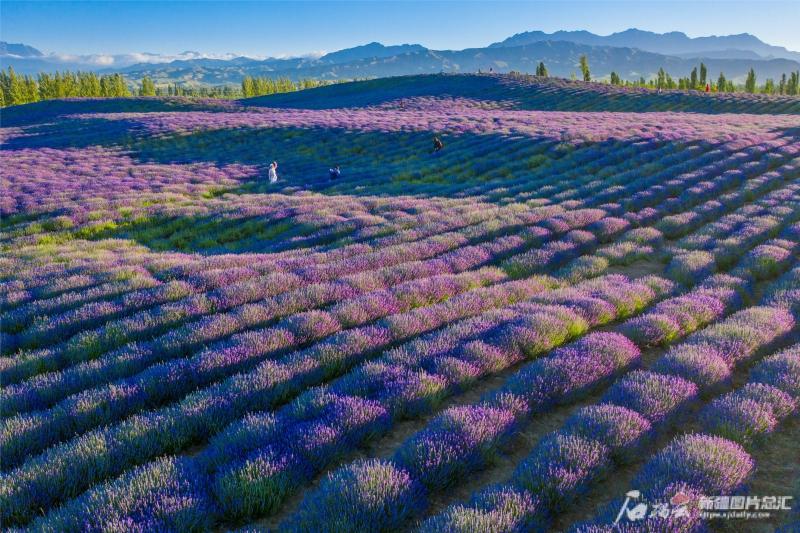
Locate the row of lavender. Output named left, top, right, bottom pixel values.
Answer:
left=0, top=274, right=666, bottom=526
left=16, top=221, right=796, bottom=531
left=7, top=156, right=780, bottom=410
left=270, top=232, right=799, bottom=532
left=2, top=150, right=797, bottom=502
left=4, top=176, right=796, bottom=485
left=4, top=96, right=797, bottom=218
left=414, top=233, right=800, bottom=531
left=1, top=123, right=788, bottom=320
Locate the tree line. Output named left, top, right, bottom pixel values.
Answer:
left=4, top=60, right=800, bottom=107
left=524, top=57, right=800, bottom=95
left=240, top=76, right=331, bottom=97
left=599, top=57, right=799, bottom=95
left=1, top=68, right=131, bottom=106
left=0, top=68, right=339, bottom=107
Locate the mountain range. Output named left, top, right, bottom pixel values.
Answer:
left=2, top=29, right=799, bottom=86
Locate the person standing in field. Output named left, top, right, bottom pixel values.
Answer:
left=268, top=161, right=278, bottom=183
left=329, top=165, right=341, bottom=180
left=705, top=83, right=711, bottom=93
left=432, top=136, right=444, bottom=153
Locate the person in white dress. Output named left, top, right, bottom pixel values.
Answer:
left=268, top=161, right=278, bottom=183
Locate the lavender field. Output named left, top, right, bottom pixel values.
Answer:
left=1, top=73, right=800, bottom=532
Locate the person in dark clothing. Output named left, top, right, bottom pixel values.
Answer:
left=432, top=136, right=444, bottom=153
left=329, top=165, right=341, bottom=180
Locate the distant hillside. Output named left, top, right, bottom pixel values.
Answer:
left=3, top=30, right=800, bottom=87
left=0, top=41, right=43, bottom=57
left=318, top=42, right=426, bottom=64
left=490, top=29, right=800, bottom=61
left=245, top=73, right=800, bottom=114
left=114, top=41, right=800, bottom=86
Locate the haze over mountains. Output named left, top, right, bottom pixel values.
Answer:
left=2, top=28, right=799, bottom=86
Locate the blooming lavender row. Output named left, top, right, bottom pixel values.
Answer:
left=78, top=104, right=798, bottom=152
left=11, top=276, right=658, bottom=528
left=0, top=273, right=161, bottom=335
left=699, top=343, right=799, bottom=446
left=283, top=275, right=738, bottom=531
left=568, top=309, right=796, bottom=532
left=657, top=162, right=799, bottom=240
left=421, top=301, right=794, bottom=532
left=4, top=91, right=792, bottom=220
left=0, top=275, right=558, bottom=526
left=7, top=201, right=564, bottom=362
left=762, top=265, right=800, bottom=316
left=0, top=282, right=198, bottom=385
left=666, top=183, right=800, bottom=285
left=1, top=226, right=537, bottom=416
left=27, top=456, right=216, bottom=532
left=199, top=276, right=662, bottom=526
left=559, top=176, right=794, bottom=285
left=556, top=159, right=800, bottom=283
left=279, top=331, right=640, bottom=532
left=505, top=156, right=791, bottom=279
left=573, top=344, right=800, bottom=532
left=0, top=272, right=304, bottom=407
left=0, top=269, right=500, bottom=468
left=671, top=175, right=800, bottom=252
left=1, top=145, right=257, bottom=217
left=0, top=267, right=146, bottom=312
left=2, top=201, right=623, bottom=408
left=10, top=279, right=201, bottom=355
left=617, top=231, right=799, bottom=349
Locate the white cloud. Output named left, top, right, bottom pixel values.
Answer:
left=14, top=50, right=271, bottom=68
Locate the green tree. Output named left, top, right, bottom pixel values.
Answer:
left=763, top=78, right=775, bottom=94
left=139, top=76, right=156, bottom=96
left=535, top=62, right=548, bottom=77
left=717, top=72, right=727, bottom=93
left=37, top=72, right=56, bottom=99
left=779, top=73, right=787, bottom=95
left=23, top=75, right=38, bottom=103
left=241, top=76, right=255, bottom=97
left=787, top=71, right=799, bottom=95
left=609, top=71, right=621, bottom=85
left=79, top=72, right=102, bottom=97
left=656, top=68, right=667, bottom=89
left=699, top=62, right=707, bottom=86
left=690, top=67, right=698, bottom=89
left=745, top=68, right=757, bottom=93
left=8, top=67, right=27, bottom=105
left=579, top=55, right=590, bottom=82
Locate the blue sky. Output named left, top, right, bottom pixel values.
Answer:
left=2, top=1, right=799, bottom=58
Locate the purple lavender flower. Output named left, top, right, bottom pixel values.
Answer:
left=213, top=444, right=313, bottom=522
left=634, top=434, right=754, bottom=496
left=601, top=370, right=698, bottom=423
left=282, top=459, right=426, bottom=532
left=393, top=405, right=517, bottom=489
left=512, top=433, right=610, bottom=511
left=419, top=485, right=542, bottom=533
left=750, top=344, right=800, bottom=398
left=562, top=404, right=652, bottom=460
left=653, top=343, right=732, bottom=389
